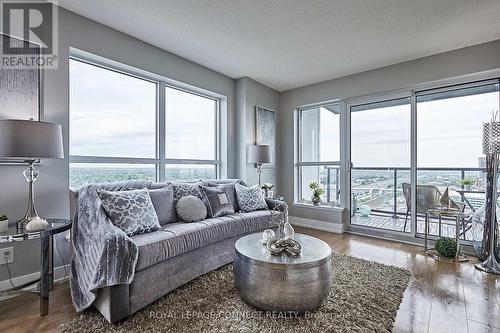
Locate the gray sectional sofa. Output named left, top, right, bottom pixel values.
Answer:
left=69, top=179, right=287, bottom=323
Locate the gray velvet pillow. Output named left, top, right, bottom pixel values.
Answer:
left=203, top=183, right=239, bottom=211
left=200, top=185, right=235, bottom=218
left=235, top=184, right=268, bottom=212
left=98, top=188, right=161, bottom=236
left=148, top=186, right=177, bottom=224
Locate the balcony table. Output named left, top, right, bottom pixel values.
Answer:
left=0, top=219, right=72, bottom=316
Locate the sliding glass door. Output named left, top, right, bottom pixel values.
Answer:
left=350, top=98, right=411, bottom=233
left=347, top=79, right=500, bottom=243
left=416, top=82, right=500, bottom=240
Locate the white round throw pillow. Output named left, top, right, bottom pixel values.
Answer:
left=176, top=195, right=207, bottom=222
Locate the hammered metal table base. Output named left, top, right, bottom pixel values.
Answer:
left=234, top=233, right=333, bottom=312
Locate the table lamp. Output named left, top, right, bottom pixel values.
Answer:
left=477, top=118, right=500, bottom=274
left=248, top=144, right=271, bottom=186
left=0, top=119, right=64, bottom=230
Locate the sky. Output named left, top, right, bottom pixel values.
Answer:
left=70, top=58, right=499, bottom=170
left=69, top=59, right=215, bottom=161
left=312, top=90, right=499, bottom=168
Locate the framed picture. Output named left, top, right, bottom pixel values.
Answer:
left=0, top=34, right=42, bottom=163
left=255, top=106, right=276, bottom=168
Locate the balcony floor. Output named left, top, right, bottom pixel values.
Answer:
left=351, top=213, right=473, bottom=241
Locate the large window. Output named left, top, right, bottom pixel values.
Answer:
left=69, top=58, right=220, bottom=188
left=297, top=104, right=340, bottom=206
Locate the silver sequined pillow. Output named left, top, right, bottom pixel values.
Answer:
left=234, top=184, right=268, bottom=212
left=98, top=188, right=161, bottom=236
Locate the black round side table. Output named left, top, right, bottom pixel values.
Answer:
left=0, top=219, right=72, bottom=315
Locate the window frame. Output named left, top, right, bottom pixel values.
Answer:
left=344, top=78, right=500, bottom=240
left=296, top=103, right=341, bottom=206
left=69, top=54, right=221, bottom=187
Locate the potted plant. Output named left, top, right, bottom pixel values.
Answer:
left=435, top=237, right=457, bottom=258
left=458, top=176, right=475, bottom=191
left=309, top=181, right=325, bottom=206
left=0, top=214, right=8, bottom=233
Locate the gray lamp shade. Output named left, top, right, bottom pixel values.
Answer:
left=248, top=144, right=272, bottom=164
left=0, top=119, right=64, bottom=159
left=483, top=121, right=500, bottom=154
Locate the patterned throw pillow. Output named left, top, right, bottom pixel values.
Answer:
left=200, top=185, right=235, bottom=218
left=172, top=182, right=203, bottom=200
left=234, top=184, right=268, bottom=213
left=98, top=188, right=161, bottom=237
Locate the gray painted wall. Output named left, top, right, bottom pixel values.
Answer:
left=3, top=6, right=500, bottom=284
left=0, top=7, right=238, bottom=282
left=235, top=77, right=280, bottom=188
left=279, top=39, right=500, bottom=224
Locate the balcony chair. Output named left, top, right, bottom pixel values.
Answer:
left=401, top=183, right=466, bottom=234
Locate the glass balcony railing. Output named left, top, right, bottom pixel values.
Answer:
left=349, top=166, right=486, bottom=241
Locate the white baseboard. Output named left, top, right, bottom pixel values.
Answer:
left=290, top=216, right=345, bottom=234
left=0, top=264, right=70, bottom=301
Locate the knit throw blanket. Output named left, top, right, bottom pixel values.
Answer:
left=70, top=180, right=152, bottom=311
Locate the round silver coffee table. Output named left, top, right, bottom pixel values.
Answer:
left=234, top=233, right=332, bottom=312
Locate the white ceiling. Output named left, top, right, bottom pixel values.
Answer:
left=56, top=0, right=500, bottom=91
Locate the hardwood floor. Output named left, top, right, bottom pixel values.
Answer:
left=0, top=227, right=499, bottom=333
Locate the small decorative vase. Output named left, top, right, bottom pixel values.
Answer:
left=312, top=196, right=321, bottom=206
left=262, top=229, right=275, bottom=244
left=263, top=188, right=269, bottom=198
left=283, top=222, right=294, bottom=239
left=465, top=185, right=472, bottom=191
left=0, top=219, right=8, bottom=233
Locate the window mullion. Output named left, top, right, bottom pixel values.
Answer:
left=158, top=81, right=166, bottom=182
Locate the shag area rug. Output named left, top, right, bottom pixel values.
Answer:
left=61, top=254, right=410, bottom=333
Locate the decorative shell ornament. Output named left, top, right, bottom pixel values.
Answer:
left=25, top=217, right=49, bottom=232
left=283, top=222, right=294, bottom=239
left=262, top=229, right=275, bottom=244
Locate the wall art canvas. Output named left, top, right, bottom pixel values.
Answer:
left=0, top=34, right=41, bottom=163
left=0, top=34, right=41, bottom=121
left=255, top=106, right=276, bottom=167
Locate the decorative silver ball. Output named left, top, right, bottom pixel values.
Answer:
left=262, top=229, right=275, bottom=244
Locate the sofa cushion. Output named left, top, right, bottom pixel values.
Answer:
left=205, top=183, right=239, bottom=211
left=200, top=185, right=236, bottom=217
left=176, top=195, right=207, bottom=222
left=98, top=188, right=161, bottom=237
left=132, top=210, right=274, bottom=271
left=172, top=182, right=203, bottom=200
left=148, top=186, right=177, bottom=224
left=235, top=184, right=267, bottom=212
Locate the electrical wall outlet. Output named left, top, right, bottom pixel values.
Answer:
left=0, top=247, right=14, bottom=265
